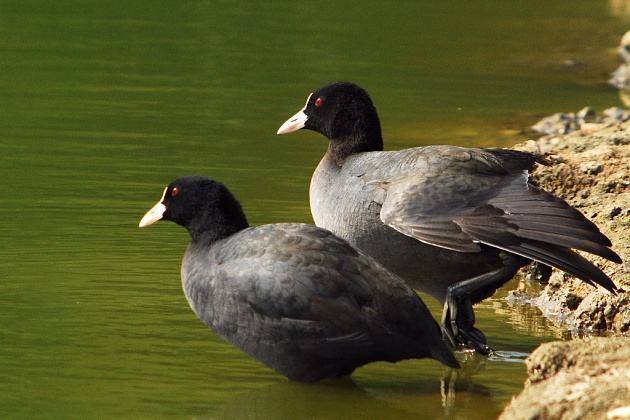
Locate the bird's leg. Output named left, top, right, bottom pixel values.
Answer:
left=441, top=253, right=526, bottom=355
left=442, top=290, right=489, bottom=354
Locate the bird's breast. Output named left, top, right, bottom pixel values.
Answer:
left=310, top=158, right=380, bottom=239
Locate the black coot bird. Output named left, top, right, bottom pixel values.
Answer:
left=139, top=176, right=459, bottom=382
left=277, top=82, right=622, bottom=354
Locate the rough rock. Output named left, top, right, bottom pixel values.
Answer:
left=499, top=337, right=630, bottom=420
left=500, top=33, right=630, bottom=420
left=514, top=121, right=629, bottom=334
left=610, top=64, right=630, bottom=91
left=530, top=107, right=630, bottom=136
left=609, top=31, right=630, bottom=90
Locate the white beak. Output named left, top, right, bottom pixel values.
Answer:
left=277, top=93, right=312, bottom=135
left=139, top=187, right=168, bottom=228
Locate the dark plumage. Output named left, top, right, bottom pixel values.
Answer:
left=277, top=81, right=622, bottom=353
left=139, top=176, right=459, bottom=383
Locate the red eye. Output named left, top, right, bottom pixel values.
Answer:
left=171, top=187, right=179, bottom=197
left=314, top=97, right=324, bottom=107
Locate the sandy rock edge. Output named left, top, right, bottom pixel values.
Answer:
left=499, top=121, right=630, bottom=419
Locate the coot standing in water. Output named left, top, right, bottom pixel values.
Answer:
left=139, top=176, right=459, bottom=382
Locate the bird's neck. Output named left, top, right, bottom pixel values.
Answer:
left=327, top=130, right=383, bottom=166
left=187, top=215, right=249, bottom=247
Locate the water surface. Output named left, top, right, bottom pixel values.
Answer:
left=1, top=2, right=627, bottom=419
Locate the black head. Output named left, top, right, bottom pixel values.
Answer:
left=277, top=82, right=383, bottom=161
left=139, top=176, right=249, bottom=243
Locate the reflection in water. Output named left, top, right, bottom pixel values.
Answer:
left=210, top=380, right=419, bottom=419
left=210, top=364, right=499, bottom=420
left=480, top=276, right=566, bottom=341
left=501, top=277, right=579, bottom=341
left=439, top=355, right=493, bottom=415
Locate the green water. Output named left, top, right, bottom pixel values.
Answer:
left=1, top=1, right=627, bottom=419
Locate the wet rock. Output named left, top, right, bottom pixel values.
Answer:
left=499, top=337, right=630, bottom=420
left=531, top=113, right=576, bottom=136
left=531, top=107, right=628, bottom=137
left=529, top=275, right=629, bottom=334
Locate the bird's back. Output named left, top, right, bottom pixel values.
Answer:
left=181, top=223, right=457, bottom=381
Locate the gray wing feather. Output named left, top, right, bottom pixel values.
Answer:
left=365, top=147, right=620, bottom=291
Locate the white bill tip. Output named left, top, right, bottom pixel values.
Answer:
left=139, top=187, right=167, bottom=228
left=276, top=93, right=312, bottom=135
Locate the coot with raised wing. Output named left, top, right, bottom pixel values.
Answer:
left=277, top=82, right=621, bottom=354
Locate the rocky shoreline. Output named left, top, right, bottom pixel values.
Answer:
left=499, top=118, right=629, bottom=418
left=499, top=337, right=630, bottom=419
left=514, top=120, right=629, bottom=334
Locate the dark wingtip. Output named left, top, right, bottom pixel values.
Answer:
left=586, top=267, right=618, bottom=295
left=486, top=148, right=549, bottom=171
left=535, top=153, right=553, bottom=166
left=609, top=250, right=623, bottom=264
